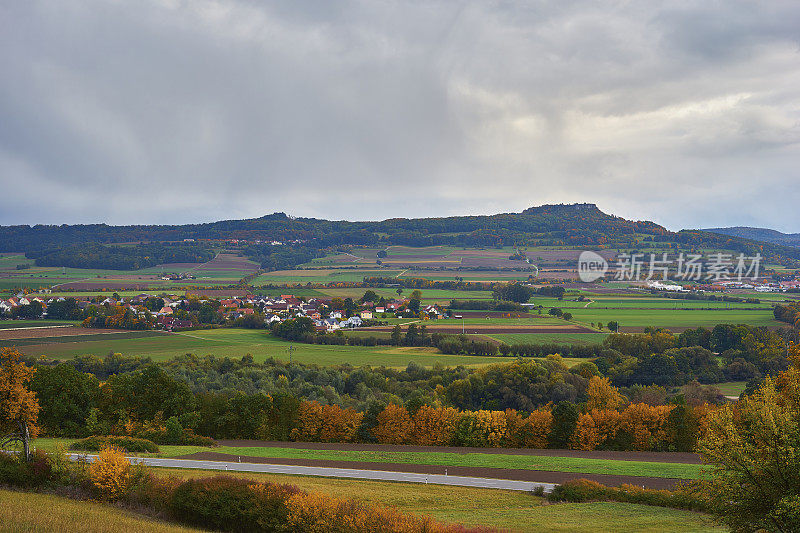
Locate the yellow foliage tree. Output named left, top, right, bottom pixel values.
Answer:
left=472, top=410, right=507, bottom=447
left=620, top=403, right=672, bottom=451
left=505, top=409, right=552, bottom=448
left=572, top=409, right=622, bottom=450
left=319, top=404, right=363, bottom=443
left=374, top=404, right=413, bottom=445
left=290, top=401, right=324, bottom=441
left=698, top=345, right=800, bottom=531
left=0, top=347, right=40, bottom=438
left=572, top=412, right=601, bottom=450
left=586, top=376, right=623, bottom=411
left=412, top=406, right=461, bottom=446
left=89, top=446, right=132, bottom=501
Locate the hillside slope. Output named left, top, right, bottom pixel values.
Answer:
left=704, top=226, right=800, bottom=248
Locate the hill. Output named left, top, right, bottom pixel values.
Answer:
left=704, top=226, right=800, bottom=248
left=2, top=204, right=800, bottom=270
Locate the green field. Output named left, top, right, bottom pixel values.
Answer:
left=14, top=328, right=513, bottom=368
left=0, top=252, right=255, bottom=293
left=0, top=320, right=79, bottom=329
left=715, top=381, right=747, bottom=397
left=487, top=333, right=610, bottom=345
left=564, top=307, right=779, bottom=329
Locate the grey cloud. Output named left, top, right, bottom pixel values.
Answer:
left=1, top=0, right=799, bottom=231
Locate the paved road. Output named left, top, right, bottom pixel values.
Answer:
left=68, top=454, right=555, bottom=493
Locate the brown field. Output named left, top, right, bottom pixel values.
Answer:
left=0, top=325, right=123, bottom=340
left=195, top=253, right=260, bottom=274
left=100, top=274, right=162, bottom=280
left=401, top=270, right=535, bottom=280
left=185, top=288, right=252, bottom=297
left=264, top=269, right=341, bottom=276
left=153, top=262, right=205, bottom=270
left=55, top=280, right=155, bottom=290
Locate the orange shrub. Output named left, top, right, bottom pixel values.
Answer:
left=285, top=490, right=495, bottom=532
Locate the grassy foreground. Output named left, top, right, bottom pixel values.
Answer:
left=155, top=468, right=723, bottom=533
left=0, top=489, right=202, bottom=533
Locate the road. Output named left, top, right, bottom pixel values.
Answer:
left=68, top=454, right=555, bottom=493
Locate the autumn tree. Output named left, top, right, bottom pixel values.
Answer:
left=619, top=403, right=672, bottom=451
left=412, top=406, right=461, bottom=446
left=505, top=409, right=552, bottom=448
left=319, top=404, right=363, bottom=443
left=0, top=348, right=40, bottom=459
left=290, top=401, right=324, bottom=441
left=698, top=346, right=800, bottom=531
left=374, top=404, right=413, bottom=444
left=585, top=376, right=624, bottom=411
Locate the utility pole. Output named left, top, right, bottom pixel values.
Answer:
left=287, top=344, right=295, bottom=364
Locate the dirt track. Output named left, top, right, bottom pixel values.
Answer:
left=177, top=450, right=689, bottom=490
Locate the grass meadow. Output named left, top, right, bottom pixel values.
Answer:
left=2, top=463, right=719, bottom=533
left=159, top=470, right=724, bottom=533
left=0, top=489, right=203, bottom=533
left=12, top=327, right=516, bottom=368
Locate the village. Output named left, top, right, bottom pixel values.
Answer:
left=0, top=291, right=447, bottom=332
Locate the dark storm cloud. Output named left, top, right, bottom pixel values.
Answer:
left=1, top=1, right=799, bottom=230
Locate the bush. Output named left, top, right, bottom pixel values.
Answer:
left=70, top=436, right=159, bottom=454
left=0, top=450, right=58, bottom=488
left=547, top=478, right=710, bottom=512
left=89, top=446, right=134, bottom=501
left=134, top=428, right=216, bottom=446
left=170, top=476, right=495, bottom=533
left=169, top=476, right=299, bottom=532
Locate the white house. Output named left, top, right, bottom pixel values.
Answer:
left=341, top=316, right=363, bottom=328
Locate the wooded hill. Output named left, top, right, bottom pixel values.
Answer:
left=2, top=203, right=799, bottom=261
left=704, top=226, right=800, bottom=248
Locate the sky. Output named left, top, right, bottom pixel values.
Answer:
left=1, top=1, right=799, bottom=232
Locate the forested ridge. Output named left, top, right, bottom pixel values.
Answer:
left=2, top=203, right=797, bottom=259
